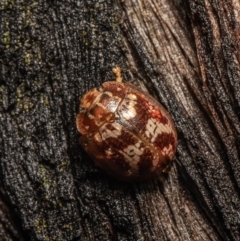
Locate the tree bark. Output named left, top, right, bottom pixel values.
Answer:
left=0, top=0, right=239, bottom=240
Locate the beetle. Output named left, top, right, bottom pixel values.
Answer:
left=76, top=67, right=177, bottom=181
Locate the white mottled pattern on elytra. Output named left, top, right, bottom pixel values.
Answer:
left=127, top=93, right=137, bottom=100
left=120, top=94, right=137, bottom=120
left=96, top=123, right=122, bottom=142
left=87, top=113, right=95, bottom=119
left=145, top=118, right=173, bottom=142
left=119, top=141, right=144, bottom=171
left=94, top=132, right=102, bottom=143
left=162, top=145, right=174, bottom=158
left=96, top=102, right=106, bottom=109
left=105, top=147, right=114, bottom=156
left=108, top=96, right=122, bottom=112
left=152, top=154, right=159, bottom=168
left=104, top=91, right=113, bottom=97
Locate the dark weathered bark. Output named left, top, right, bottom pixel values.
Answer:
left=0, top=0, right=239, bottom=241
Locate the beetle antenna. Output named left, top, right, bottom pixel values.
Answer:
left=112, top=66, right=122, bottom=83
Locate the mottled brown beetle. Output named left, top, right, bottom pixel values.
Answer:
left=76, top=67, right=177, bottom=181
